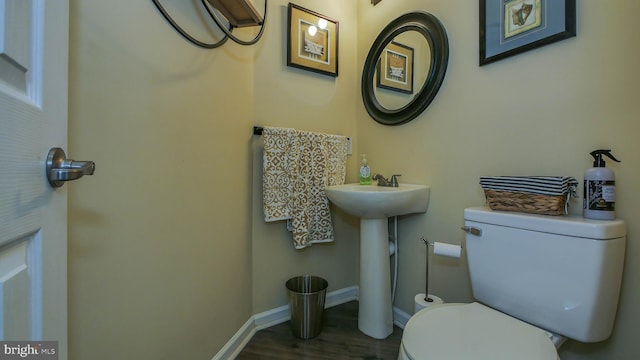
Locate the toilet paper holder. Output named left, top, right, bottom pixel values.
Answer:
left=420, top=237, right=463, bottom=303
left=421, top=238, right=465, bottom=250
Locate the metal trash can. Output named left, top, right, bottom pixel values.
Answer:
left=285, top=275, right=328, bottom=339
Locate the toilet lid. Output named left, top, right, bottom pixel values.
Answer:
left=402, top=302, right=557, bottom=360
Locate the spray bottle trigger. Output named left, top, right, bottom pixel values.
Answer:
left=590, top=149, right=621, bottom=167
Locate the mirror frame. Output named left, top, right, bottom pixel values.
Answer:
left=362, top=12, right=449, bottom=126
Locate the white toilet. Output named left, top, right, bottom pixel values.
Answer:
left=399, top=206, right=626, bottom=360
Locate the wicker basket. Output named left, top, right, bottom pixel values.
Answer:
left=484, top=189, right=567, bottom=216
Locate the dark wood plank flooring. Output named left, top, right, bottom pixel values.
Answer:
left=236, top=301, right=403, bottom=359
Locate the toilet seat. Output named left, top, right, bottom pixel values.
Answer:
left=400, top=302, right=557, bottom=360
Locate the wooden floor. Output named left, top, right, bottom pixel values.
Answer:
left=236, top=301, right=403, bottom=359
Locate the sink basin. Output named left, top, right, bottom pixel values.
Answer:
left=325, top=184, right=429, bottom=219
left=324, top=182, right=430, bottom=339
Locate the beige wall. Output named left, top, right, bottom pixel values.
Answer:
left=68, top=0, right=254, bottom=359
left=67, top=0, right=639, bottom=359
left=357, top=1, right=640, bottom=359
left=250, top=0, right=360, bottom=313
left=68, top=0, right=360, bottom=358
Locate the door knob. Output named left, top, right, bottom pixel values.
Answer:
left=46, top=147, right=95, bottom=188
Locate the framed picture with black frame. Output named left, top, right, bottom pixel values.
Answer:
left=479, top=0, right=576, bottom=66
left=287, top=3, right=339, bottom=77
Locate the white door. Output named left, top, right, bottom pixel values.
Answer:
left=0, top=0, right=69, bottom=359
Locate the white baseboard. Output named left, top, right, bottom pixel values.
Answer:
left=211, top=317, right=256, bottom=360
left=213, top=286, right=359, bottom=360
left=324, top=285, right=359, bottom=309
left=393, top=306, right=411, bottom=329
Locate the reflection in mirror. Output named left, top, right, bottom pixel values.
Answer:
left=362, top=12, right=449, bottom=126
left=373, top=31, right=431, bottom=111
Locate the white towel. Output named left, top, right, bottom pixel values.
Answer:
left=262, top=127, right=348, bottom=249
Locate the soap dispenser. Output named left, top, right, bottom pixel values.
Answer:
left=359, top=154, right=372, bottom=185
left=584, top=149, right=620, bottom=220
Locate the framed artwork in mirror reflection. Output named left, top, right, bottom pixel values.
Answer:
left=376, top=41, right=414, bottom=94
left=287, top=3, right=339, bottom=77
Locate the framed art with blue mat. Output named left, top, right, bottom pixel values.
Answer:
left=479, top=0, right=576, bottom=66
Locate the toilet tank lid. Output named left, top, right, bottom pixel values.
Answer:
left=464, top=206, right=626, bottom=240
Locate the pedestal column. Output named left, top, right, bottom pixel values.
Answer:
left=358, top=218, right=393, bottom=339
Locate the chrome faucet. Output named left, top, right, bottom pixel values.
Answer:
left=372, top=174, right=401, bottom=187
left=372, top=174, right=389, bottom=186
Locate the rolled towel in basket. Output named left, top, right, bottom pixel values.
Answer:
left=479, top=176, right=578, bottom=215
left=479, top=176, right=578, bottom=196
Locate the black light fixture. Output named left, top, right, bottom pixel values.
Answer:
left=372, top=0, right=382, bottom=5
left=206, top=0, right=264, bottom=28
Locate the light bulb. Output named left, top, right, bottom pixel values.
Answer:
left=308, top=25, right=317, bottom=36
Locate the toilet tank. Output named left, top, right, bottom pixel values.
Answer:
left=464, top=206, right=626, bottom=343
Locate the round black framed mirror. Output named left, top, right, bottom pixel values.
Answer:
left=362, top=12, right=449, bottom=126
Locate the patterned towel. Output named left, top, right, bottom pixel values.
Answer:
left=263, top=127, right=298, bottom=222
left=262, top=127, right=348, bottom=249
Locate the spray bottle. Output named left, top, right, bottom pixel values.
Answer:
left=583, top=149, right=620, bottom=220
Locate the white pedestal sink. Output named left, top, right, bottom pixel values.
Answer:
left=324, top=183, right=429, bottom=338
